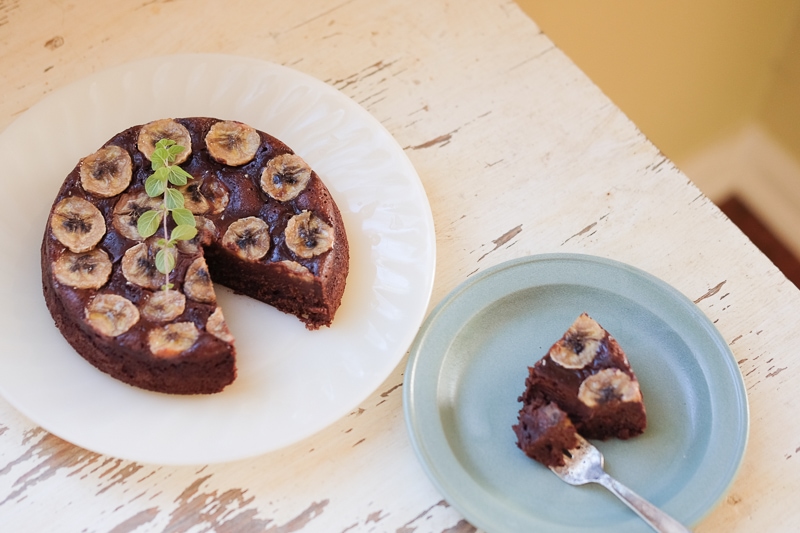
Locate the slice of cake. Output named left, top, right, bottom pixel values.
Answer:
left=513, top=313, right=646, bottom=467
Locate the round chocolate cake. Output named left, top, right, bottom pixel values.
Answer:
left=41, top=117, right=349, bottom=395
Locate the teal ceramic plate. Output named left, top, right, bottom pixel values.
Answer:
left=404, top=254, right=748, bottom=532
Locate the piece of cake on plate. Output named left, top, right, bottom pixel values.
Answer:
left=513, top=313, right=647, bottom=467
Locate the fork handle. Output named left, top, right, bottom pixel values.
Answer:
left=596, top=473, right=692, bottom=533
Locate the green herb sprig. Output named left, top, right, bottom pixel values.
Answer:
left=137, top=139, right=198, bottom=290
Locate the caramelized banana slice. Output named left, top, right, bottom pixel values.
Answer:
left=79, top=145, right=132, bottom=197
left=85, top=294, right=140, bottom=337
left=550, top=313, right=606, bottom=369
left=184, top=256, right=216, bottom=303
left=141, top=290, right=186, bottom=322
left=121, top=241, right=163, bottom=290
left=285, top=211, right=334, bottom=258
left=277, top=260, right=315, bottom=282
left=50, top=197, right=106, bottom=253
left=112, top=191, right=163, bottom=241
left=207, top=307, right=234, bottom=343
left=205, top=179, right=230, bottom=214
left=148, top=322, right=199, bottom=358
left=578, top=368, right=642, bottom=407
left=53, top=248, right=112, bottom=289
left=260, top=153, right=312, bottom=201
left=205, top=120, right=261, bottom=166
left=176, top=181, right=210, bottom=215
left=176, top=216, right=217, bottom=255
left=137, top=119, right=192, bottom=163
left=222, top=217, right=271, bottom=261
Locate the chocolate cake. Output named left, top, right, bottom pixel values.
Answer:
left=513, top=313, right=646, bottom=467
left=41, top=117, right=349, bottom=395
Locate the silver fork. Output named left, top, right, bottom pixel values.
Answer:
left=550, top=435, right=692, bottom=533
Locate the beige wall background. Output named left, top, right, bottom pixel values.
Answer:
left=516, top=0, right=800, bottom=255
left=514, top=0, right=800, bottom=164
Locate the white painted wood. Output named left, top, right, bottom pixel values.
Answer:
left=1, top=1, right=799, bottom=531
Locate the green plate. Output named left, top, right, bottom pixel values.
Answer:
left=404, top=254, right=748, bottom=532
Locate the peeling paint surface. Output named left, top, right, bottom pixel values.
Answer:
left=1, top=0, right=800, bottom=531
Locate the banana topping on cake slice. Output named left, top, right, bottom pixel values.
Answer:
left=549, top=313, right=606, bottom=369
left=577, top=368, right=642, bottom=407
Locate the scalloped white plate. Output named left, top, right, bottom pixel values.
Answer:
left=0, top=54, right=435, bottom=465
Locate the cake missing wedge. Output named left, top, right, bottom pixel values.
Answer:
left=513, top=313, right=647, bottom=467
left=41, top=117, right=349, bottom=395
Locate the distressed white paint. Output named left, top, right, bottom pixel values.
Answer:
left=1, top=0, right=799, bottom=531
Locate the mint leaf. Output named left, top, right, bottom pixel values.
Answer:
left=165, top=188, right=185, bottom=210
left=171, top=207, right=195, bottom=227
left=155, top=247, right=176, bottom=275
left=137, top=210, right=162, bottom=238
left=170, top=224, right=198, bottom=242
left=167, top=144, right=185, bottom=157
left=145, top=173, right=167, bottom=197
left=167, top=165, right=192, bottom=186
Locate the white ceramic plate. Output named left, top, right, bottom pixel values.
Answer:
left=0, top=54, right=435, bottom=465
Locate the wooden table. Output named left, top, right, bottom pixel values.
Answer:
left=1, top=1, right=798, bottom=531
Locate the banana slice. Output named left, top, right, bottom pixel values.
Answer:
left=121, top=241, right=163, bottom=290
left=284, top=211, right=334, bottom=258
left=176, top=216, right=217, bottom=255
left=137, top=119, right=192, bottom=164
left=204, top=120, right=261, bottom=166
left=50, top=197, right=106, bottom=253
left=141, top=289, right=186, bottom=322
left=549, top=314, right=606, bottom=369
left=205, top=179, right=230, bottom=214
left=277, top=260, right=315, bottom=282
left=577, top=368, right=642, bottom=407
left=260, top=153, right=312, bottom=201
left=176, top=181, right=210, bottom=214
left=85, top=294, right=140, bottom=337
left=112, top=191, right=163, bottom=241
left=79, top=145, right=133, bottom=198
left=184, top=256, right=216, bottom=303
left=222, top=217, right=271, bottom=261
left=207, top=306, right=234, bottom=343
left=52, top=248, right=112, bottom=289
left=148, top=322, right=199, bottom=358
